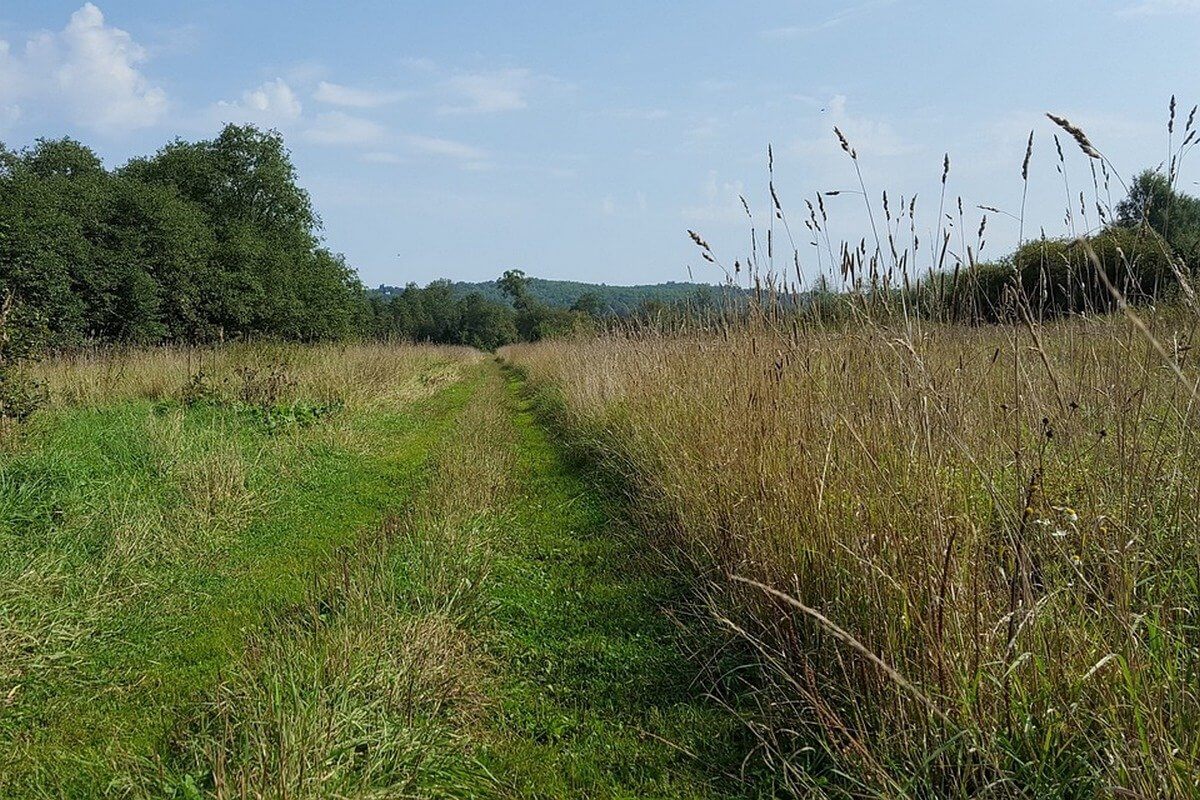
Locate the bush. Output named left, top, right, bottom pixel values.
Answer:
left=0, top=294, right=45, bottom=425
left=943, top=227, right=1179, bottom=321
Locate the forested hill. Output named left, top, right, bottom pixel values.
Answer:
left=374, top=278, right=742, bottom=316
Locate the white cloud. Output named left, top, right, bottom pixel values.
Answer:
left=763, top=0, right=898, bottom=38
left=212, top=81, right=389, bottom=148
left=1, top=3, right=167, bottom=133
left=402, top=134, right=488, bottom=162
left=440, top=68, right=533, bottom=114
left=214, top=78, right=302, bottom=127
left=304, top=111, right=385, bottom=145
left=314, top=80, right=408, bottom=108
left=1119, top=0, right=1200, bottom=14
left=787, top=94, right=914, bottom=160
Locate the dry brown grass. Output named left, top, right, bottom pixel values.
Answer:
left=503, top=308, right=1200, bottom=796
left=32, top=341, right=481, bottom=411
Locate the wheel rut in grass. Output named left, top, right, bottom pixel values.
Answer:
left=471, top=362, right=759, bottom=798
left=0, top=353, right=484, bottom=797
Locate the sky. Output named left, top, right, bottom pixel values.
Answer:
left=0, top=1, right=1197, bottom=288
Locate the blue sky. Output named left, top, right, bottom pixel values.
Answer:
left=1, top=1, right=1197, bottom=287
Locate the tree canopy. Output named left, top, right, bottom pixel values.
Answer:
left=0, top=126, right=365, bottom=347
left=1116, top=170, right=1200, bottom=264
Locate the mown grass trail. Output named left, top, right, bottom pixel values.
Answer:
left=164, top=358, right=762, bottom=798
left=2, top=350, right=761, bottom=798
left=473, top=365, right=759, bottom=798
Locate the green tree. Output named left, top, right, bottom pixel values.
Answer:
left=1116, top=170, right=1200, bottom=264
left=120, top=125, right=367, bottom=340
left=457, top=293, right=518, bottom=350
left=498, top=268, right=531, bottom=308
left=0, top=152, right=87, bottom=345
left=570, top=291, right=604, bottom=317
left=0, top=125, right=384, bottom=348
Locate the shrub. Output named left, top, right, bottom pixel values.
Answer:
left=943, top=227, right=1179, bottom=321
left=0, top=293, right=45, bottom=426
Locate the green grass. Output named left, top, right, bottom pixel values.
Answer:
left=1, top=350, right=765, bottom=798
left=0, top=355, right=477, bottom=795
left=473, top=367, right=762, bottom=798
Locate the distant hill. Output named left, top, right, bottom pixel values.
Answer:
left=373, top=278, right=746, bottom=316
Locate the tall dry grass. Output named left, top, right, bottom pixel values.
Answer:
left=32, top=341, right=479, bottom=411
left=503, top=104, right=1200, bottom=796
left=505, top=311, right=1200, bottom=796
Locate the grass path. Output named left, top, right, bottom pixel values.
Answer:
left=472, top=364, right=759, bottom=798
left=2, top=353, right=762, bottom=797
left=170, top=359, right=764, bottom=798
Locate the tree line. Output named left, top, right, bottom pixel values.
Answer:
left=934, top=170, right=1200, bottom=321
left=363, top=269, right=601, bottom=351
left=1, top=124, right=719, bottom=359
left=4, top=123, right=1198, bottom=359
left=1, top=125, right=368, bottom=348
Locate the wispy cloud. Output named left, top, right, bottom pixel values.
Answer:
left=400, top=56, right=437, bottom=73
left=402, top=134, right=489, bottom=164
left=681, top=170, right=747, bottom=224
left=605, top=107, right=671, bottom=121
left=361, top=151, right=406, bottom=165
left=314, top=80, right=409, bottom=109
left=304, top=110, right=385, bottom=145
left=440, top=68, right=533, bottom=114
left=0, top=102, right=20, bottom=131
left=213, top=78, right=302, bottom=127
left=143, top=22, right=202, bottom=58
left=786, top=94, right=915, bottom=160
left=763, top=0, right=898, bottom=38
left=1118, top=0, right=1200, bottom=14
left=437, top=67, right=569, bottom=115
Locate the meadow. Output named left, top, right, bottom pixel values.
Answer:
left=8, top=309, right=1196, bottom=798
left=0, top=342, right=760, bottom=798
left=3, top=104, right=1199, bottom=798
left=493, top=112, right=1200, bottom=794
left=503, top=307, right=1200, bottom=796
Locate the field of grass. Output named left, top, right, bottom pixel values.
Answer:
left=6, top=265, right=1200, bottom=797
left=0, top=342, right=762, bottom=798
left=502, top=309, right=1200, bottom=797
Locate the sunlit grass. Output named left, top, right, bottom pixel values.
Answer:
left=503, top=308, right=1200, bottom=796
left=0, top=342, right=480, bottom=795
